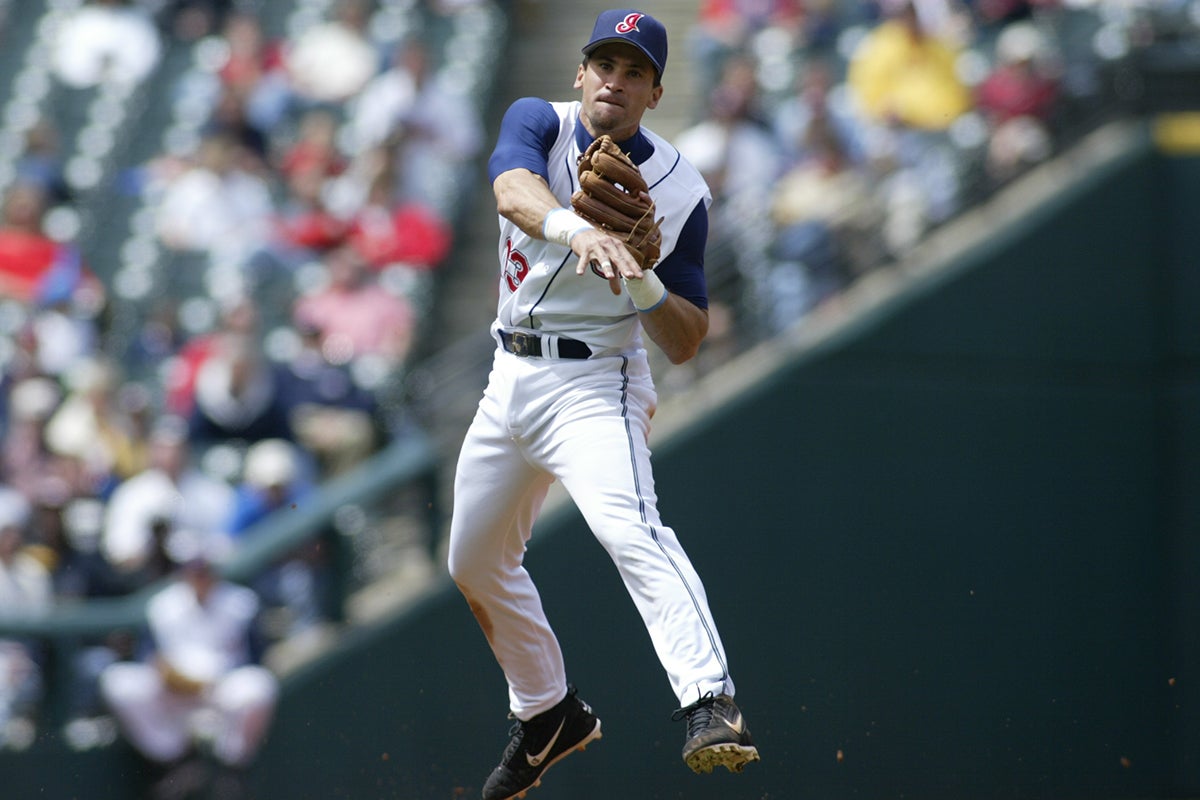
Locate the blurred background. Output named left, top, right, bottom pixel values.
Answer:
left=0, top=0, right=1198, bottom=797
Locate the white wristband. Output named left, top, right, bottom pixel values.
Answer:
left=542, top=208, right=594, bottom=247
left=622, top=270, right=668, bottom=312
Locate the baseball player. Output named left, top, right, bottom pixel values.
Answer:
left=99, top=557, right=277, bottom=777
left=446, top=9, right=759, bottom=799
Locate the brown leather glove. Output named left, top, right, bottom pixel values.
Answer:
left=571, top=135, right=663, bottom=269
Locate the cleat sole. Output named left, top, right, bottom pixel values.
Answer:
left=685, top=743, right=761, bottom=775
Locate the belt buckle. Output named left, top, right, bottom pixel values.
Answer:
left=508, top=331, right=537, bottom=357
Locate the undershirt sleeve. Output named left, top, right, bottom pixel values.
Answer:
left=487, top=97, right=559, bottom=183
left=653, top=201, right=709, bottom=310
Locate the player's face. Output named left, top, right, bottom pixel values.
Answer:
left=575, top=44, right=663, bottom=141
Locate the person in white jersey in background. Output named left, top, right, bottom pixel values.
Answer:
left=446, top=9, right=760, bottom=799
left=99, top=556, right=277, bottom=796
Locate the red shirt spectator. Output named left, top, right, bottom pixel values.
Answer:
left=976, top=22, right=1060, bottom=124
left=348, top=178, right=452, bottom=271
left=0, top=184, right=99, bottom=305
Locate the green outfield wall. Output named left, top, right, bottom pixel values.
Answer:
left=4, top=121, right=1198, bottom=799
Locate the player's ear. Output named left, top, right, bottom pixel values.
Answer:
left=574, top=62, right=586, bottom=90
left=646, top=84, right=663, bottom=110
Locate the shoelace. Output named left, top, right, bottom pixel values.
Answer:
left=500, top=720, right=525, bottom=763
left=671, top=692, right=717, bottom=738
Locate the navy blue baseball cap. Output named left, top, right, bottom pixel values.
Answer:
left=582, top=9, right=668, bottom=78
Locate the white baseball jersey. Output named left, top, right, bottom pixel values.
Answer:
left=491, top=100, right=712, bottom=356
left=147, top=579, right=259, bottom=683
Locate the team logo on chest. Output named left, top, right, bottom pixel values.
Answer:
left=615, top=12, right=643, bottom=33
left=502, top=237, right=530, bottom=292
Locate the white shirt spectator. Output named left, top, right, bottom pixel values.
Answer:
left=102, top=418, right=236, bottom=571
left=284, top=17, right=378, bottom=103
left=347, top=61, right=418, bottom=152
left=103, top=467, right=236, bottom=571
left=51, top=0, right=162, bottom=89
left=154, top=136, right=275, bottom=267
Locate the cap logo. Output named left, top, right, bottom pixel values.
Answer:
left=615, top=12, right=643, bottom=34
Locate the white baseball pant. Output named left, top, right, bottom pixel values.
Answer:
left=100, top=662, right=277, bottom=766
left=448, top=350, right=735, bottom=720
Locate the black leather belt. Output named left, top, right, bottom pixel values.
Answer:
left=499, top=330, right=592, bottom=359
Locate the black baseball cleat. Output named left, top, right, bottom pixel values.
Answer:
left=481, top=686, right=602, bottom=800
left=672, top=693, right=760, bottom=774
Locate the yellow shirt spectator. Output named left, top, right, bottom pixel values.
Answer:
left=847, top=2, right=972, bottom=131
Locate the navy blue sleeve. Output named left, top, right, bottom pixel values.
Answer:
left=653, top=201, right=709, bottom=310
left=487, top=97, right=560, bottom=183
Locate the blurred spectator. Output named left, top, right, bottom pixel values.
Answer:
left=772, top=58, right=870, bottom=169
left=43, top=359, right=149, bottom=495
left=688, top=0, right=807, bottom=95
left=846, top=0, right=973, bottom=131
left=35, top=496, right=126, bottom=601
left=346, top=150, right=453, bottom=273
left=225, top=440, right=312, bottom=544
left=12, top=118, right=71, bottom=205
left=50, top=0, right=162, bottom=90
left=0, top=184, right=99, bottom=307
left=212, top=11, right=292, bottom=137
left=347, top=39, right=421, bottom=152
left=675, top=55, right=783, bottom=214
left=249, top=109, right=354, bottom=276
left=0, top=377, right=74, bottom=504
left=348, top=36, right=484, bottom=213
left=163, top=296, right=260, bottom=420
left=675, top=56, right=784, bottom=330
left=971, top=0, right=1046, bottom=33
left=25, top=280, right=105, bottom=382
left=224, top=439, right=325, bottom=640
left=156, top=0, right=236, bottom=42
left=846, top=0, right=975, bottom=254
left=975, top=20, right=1062, bottom=181
left=769, top=58, right=887, bottom=290
left=99, top=556, right=278, bottom=792
left=215, top=11, right=278, bottom=98
left=768, top=110, right=886, bottom=327
left=278, top=108, right=347, bottom=183
left=283, top=0, right=380, bottom=108
left=153, top=132, right=275, bottom=271
left=204, top=86, right=271, bottom=170
left=0, top=488, right=50, bottom=750
left=0, top=185, right=58, bottom=303
left=281, top=321, right=382, bottom=478
left=187, top=333, right=296, bottom=447
left=254, top=161, right=350, bottom=277
left=292, top=243, right=418, bottom=370
left=102, top=416, right=236, bottom=577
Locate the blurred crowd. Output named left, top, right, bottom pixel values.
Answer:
left=0, top=0, right=1195, bottom=767
left=0, top=0, right=488, bottom=756
left=673, top=0, right=1190, bottom=342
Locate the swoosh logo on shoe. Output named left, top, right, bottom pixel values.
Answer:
left=723, top=708, right=746, bottom=735
left=526, top=719, right=565, bottom=767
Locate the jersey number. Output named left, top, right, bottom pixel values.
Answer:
left=503, top=238, right=530, bottom=292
